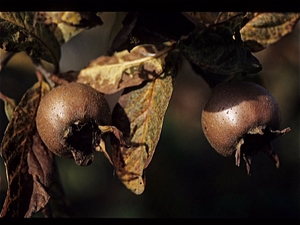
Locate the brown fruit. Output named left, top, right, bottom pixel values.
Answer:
left=36, top=82, right=112, bottom=166
left=201, top=81, right=291, bottom=175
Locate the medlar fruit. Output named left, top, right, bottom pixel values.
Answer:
left=201, top=81, right=291, bottom=175
left=36, top=82, right=121, bottom=166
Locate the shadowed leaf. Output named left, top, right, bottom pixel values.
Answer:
left=110, top=50, right=180, bottom=195
left=77, top=44, right=173, bottom=95
left=183, top=12, right=220, bottom=25
left=42, top=158, right=76, bottom=218
left=0, top=12, right=61, bottom=68
left=179, top=13, right=262, bottom=87
left=107, top=12, right=195, bottom=55
left=0, top=77, right=51, bottom=218
left=241, top=12, right=300, bottom=52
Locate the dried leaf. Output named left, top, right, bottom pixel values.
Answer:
left=25, top=132, right=54, bottom=218
left=43, top=158, right=76, bottom=218
left=0, top=12, right=61, bottom=68
left=41, top=12, right=103, bottom=44
left=0, top=92, right=16, bottom=121
left=0, top=78, right=51, bottom=218
left=77, top=44, right=173, bottom=95
left=111, top=50, right=180, bottom=195
left=179, top=14, right=262, bottom=87
left=241, top=12, right=300, bottom=52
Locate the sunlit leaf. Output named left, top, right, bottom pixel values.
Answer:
left=0, top=77, right=51, bottom=218
left=0, top=12, right=61, bottom=68
left=241, top=12, right=300, bottom=52
left=77, top=44, right=173, bottom=95
left=111, top=50, right=180, bottom=195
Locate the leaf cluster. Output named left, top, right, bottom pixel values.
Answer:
left=0, top=12, right=299, bottom=217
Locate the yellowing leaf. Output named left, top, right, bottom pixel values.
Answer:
left=77, top=44, right=173, bottom=95
left=0, top=12, right=61, bottom=68
left=241, top=13, right=300, bottom=52
left=42, top=12, right=103, bottom=44
left=111, top=50, right=180, bottom=195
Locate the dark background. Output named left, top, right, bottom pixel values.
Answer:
left=0, top=12, right=299, bottom=218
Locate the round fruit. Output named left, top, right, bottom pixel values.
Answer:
left=36, top=82, right=112, bottom=166
left=201, top=81, right=291, bottom=175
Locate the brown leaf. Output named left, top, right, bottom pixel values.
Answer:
left=25, top=132, right=54, bottom=218
left=43, top=158, right=76, bottom=218
left=77, top=44, right=173, bottom=95
left=0, top=77, right=51, bottom=217
left=241, top=12, right=300, bottom=52
left=111, top=50, right=180, bottom=195
left=50, top=70, right=79, bottom=86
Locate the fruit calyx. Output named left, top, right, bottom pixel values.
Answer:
left=235, top=125, right=291, bottom=175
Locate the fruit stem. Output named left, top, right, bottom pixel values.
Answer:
left=31, top=57, right=55, bottom=89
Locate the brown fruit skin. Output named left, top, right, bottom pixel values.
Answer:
left=36, top=82, right=111, bottom=158
left=201, top=81, right=281, bottom=157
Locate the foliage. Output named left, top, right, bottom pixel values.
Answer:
left=0, top=12, right=299, bottom=217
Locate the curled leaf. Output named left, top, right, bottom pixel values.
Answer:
left=0, top=12, right=61, bottom=68
left=241, top=12, right=300, bottom=52
left=111, top=50, right=180, bottom=195
left=77, top=44, right=173, bottom=95
left=0, top=77, right=51, bottom=218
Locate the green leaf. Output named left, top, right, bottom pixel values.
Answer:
left=110, top=50, right=180, bottom=195
left=0, top=12, right=61, bottom=68
left=241, top=13, right=300, bottom=52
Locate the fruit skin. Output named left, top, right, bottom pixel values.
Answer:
left=201, top=81, right=290, bottom=174
left=36, top=82, right=111, bottom=165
